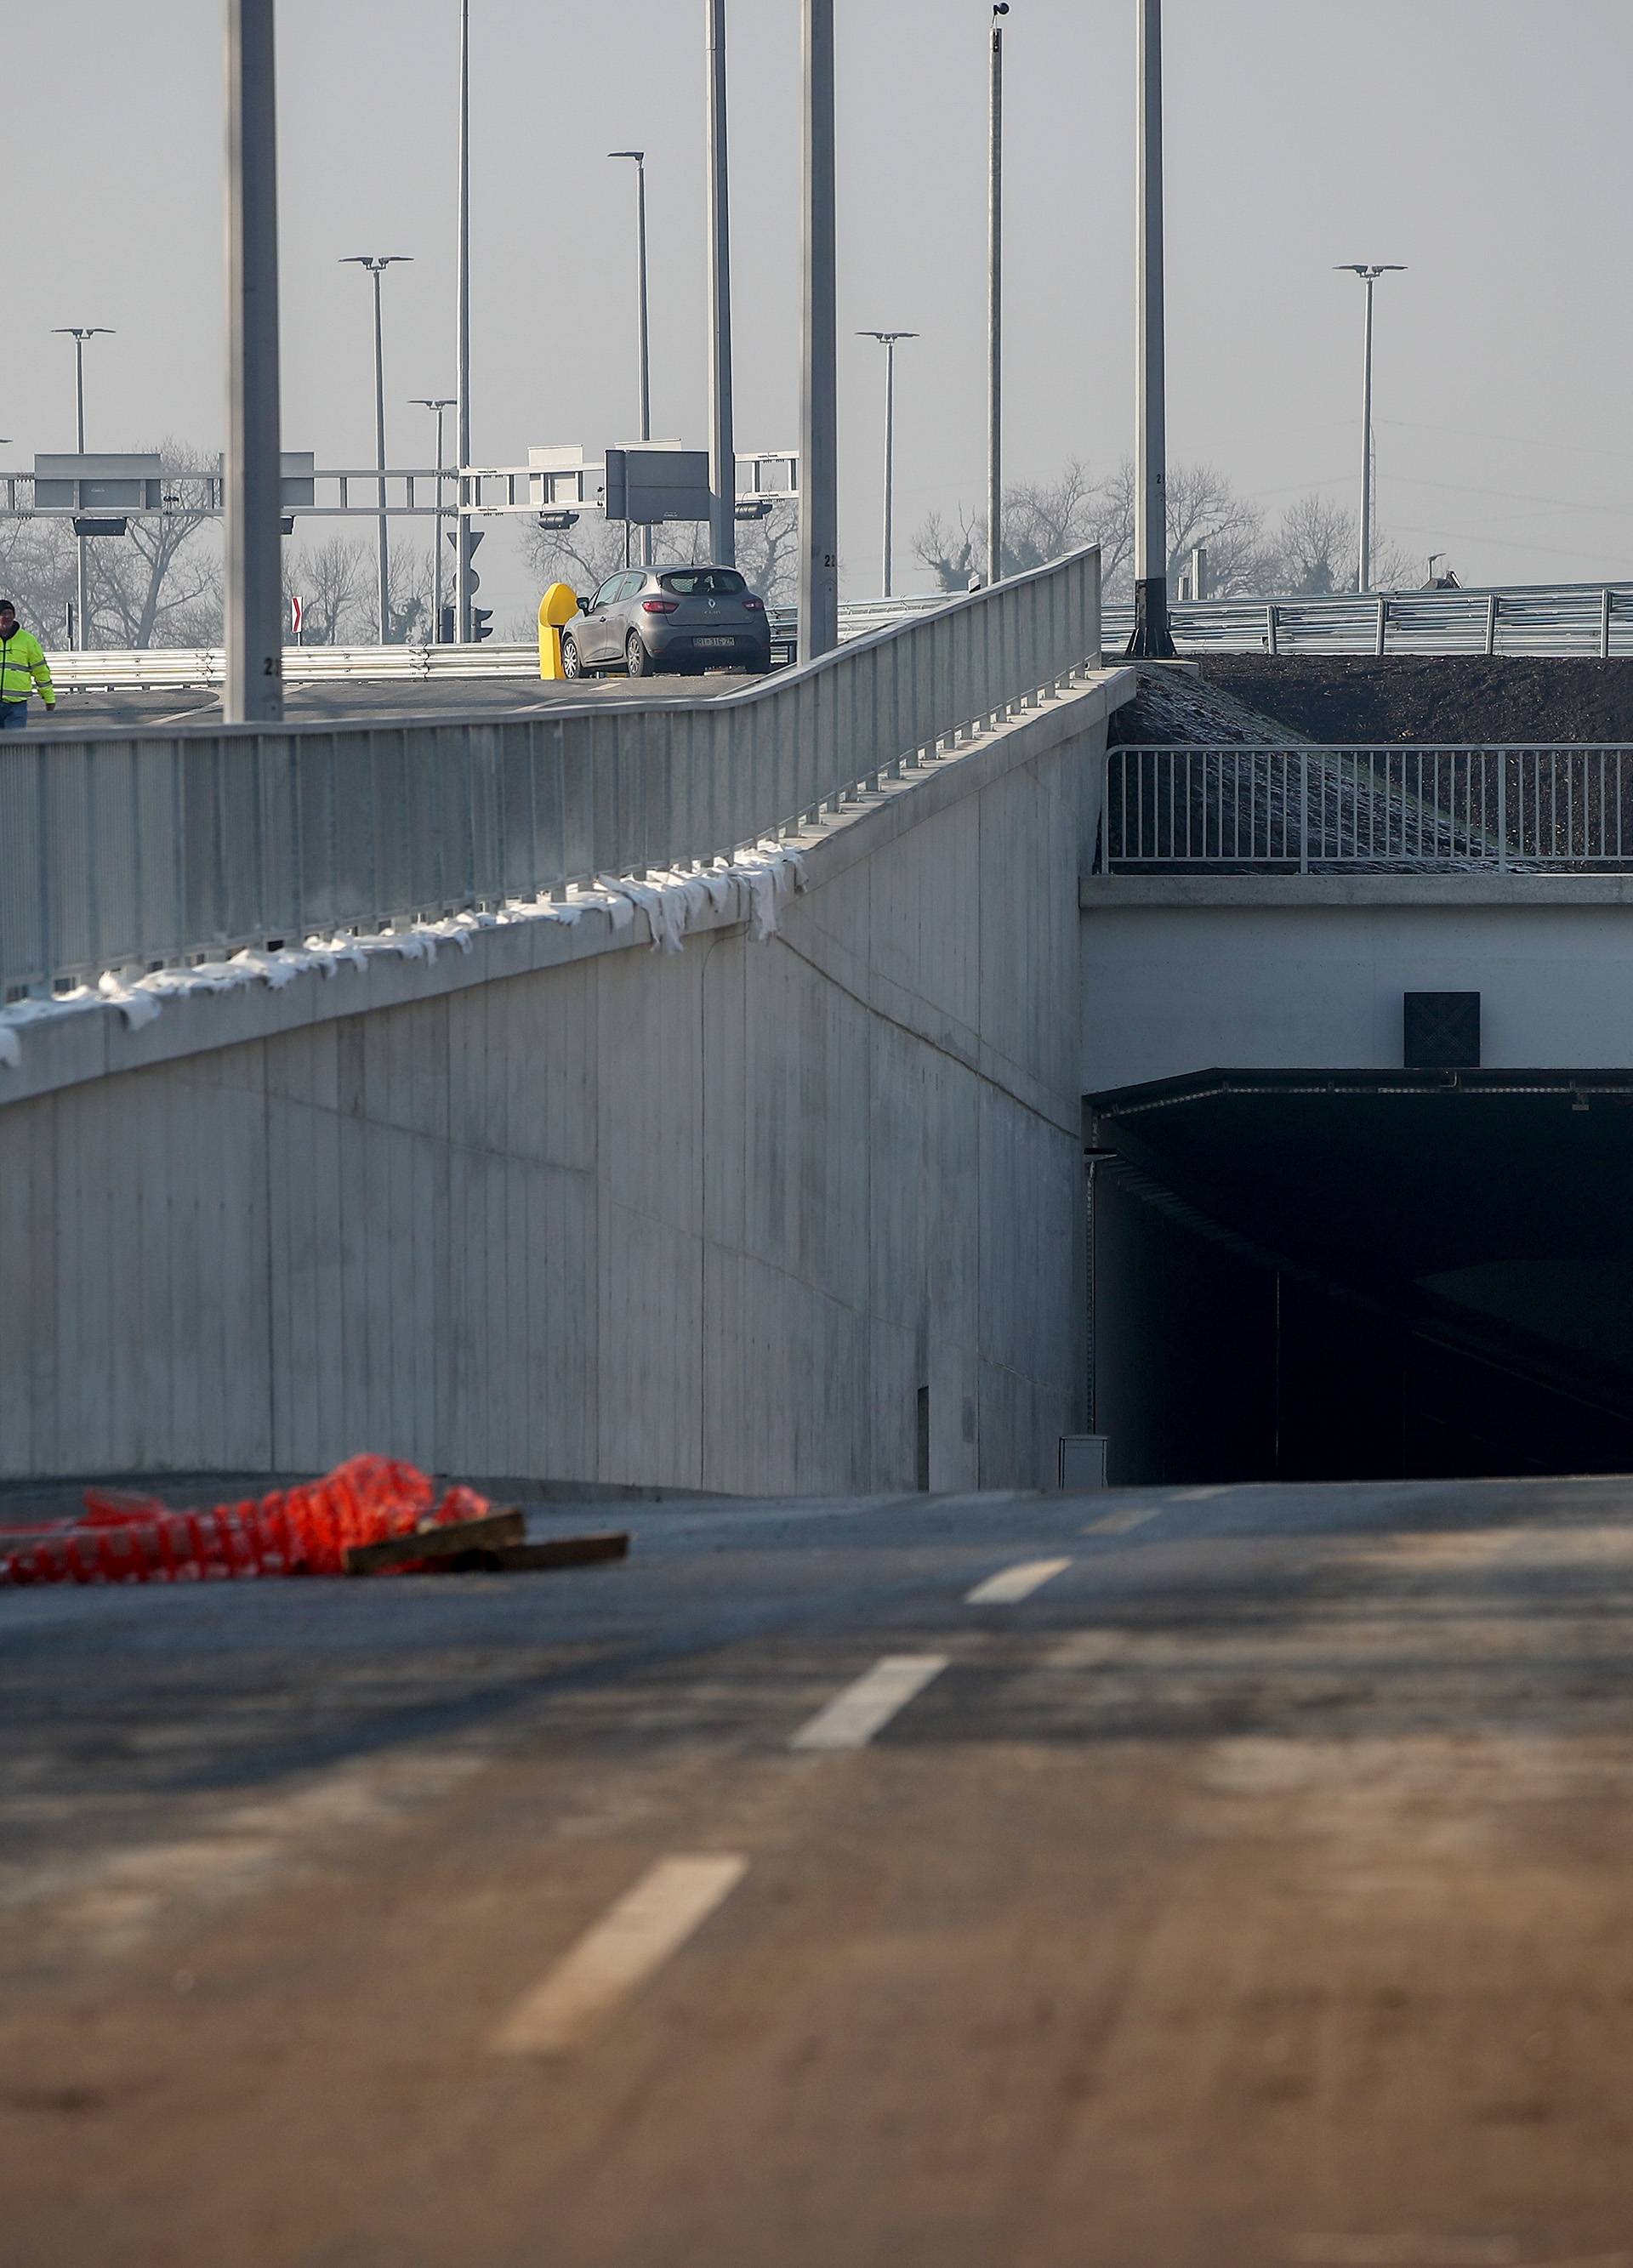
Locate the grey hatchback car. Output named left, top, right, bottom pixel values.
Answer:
left=561, top=565, right=772, bottom=679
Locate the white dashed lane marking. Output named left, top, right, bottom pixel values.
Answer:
left=1084, top=1505, right=1164, bottom=1538
left=964, top=1557, right=1073, bottom=1606
left=490, top=1855, right=748, bottom=2055
left=789, top=1656, right=950, bottom=1750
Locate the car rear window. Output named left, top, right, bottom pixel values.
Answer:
left=659, top=570, right=748, bottom=596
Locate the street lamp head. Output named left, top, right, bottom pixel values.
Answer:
left=340, top=255, right=413, bottom=273
left=608, top=150, right=645, bottom=165
left=410, top=397, right=457, bottom=410
left=52, top=327, right=115, bottom=340
left=993, top=3, right=1009, bottom=15
left=1334, top=264, right=1406, bottom=280
left=856, top=331, right=919, bottom=344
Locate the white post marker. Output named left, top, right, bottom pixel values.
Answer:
left=491, top=1855, right=748, bottom=2055
left=791, top=1655, right=949, bottom=1750
left=965, top=1557, right=1071, bottom=1605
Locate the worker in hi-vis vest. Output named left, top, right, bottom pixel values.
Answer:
left=0, top=599, right=55, bottom=728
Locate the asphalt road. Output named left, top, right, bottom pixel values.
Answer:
left=7, top=1474, right=1633, bottom=2266
left=25, top=669, right=762, bottom=735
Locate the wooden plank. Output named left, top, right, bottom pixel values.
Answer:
left=343, top=1508, right=525, bottom=1577
left=413, top=1530, right=633, bottom=1577
left=491, top=1532, right=629, bottom=1572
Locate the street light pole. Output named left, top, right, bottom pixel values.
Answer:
left=988, top=2, right=1008, bottom=585
left=342, top=254, right=412, bottom=643
left=799, top=0, right=839, bottom=661
left=706, top=0, right=736, bottom=568
left=609, top=151, right=652, bottom=567
left=223, top=0, right=282, bottom=723
left=413, top=396, right=455, bottom=641
left=857, top=333, right=916, bottom=600
left=1335, top=263, right=1404, bottom=592
left=1129, top=0, right=1174, bottom=657
left=52, top=326, right=113, bottom=652
left=455, top=0, right=474, bottom=641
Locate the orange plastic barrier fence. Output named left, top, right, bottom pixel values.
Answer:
left=0, top=1458, right=492, bottom=1588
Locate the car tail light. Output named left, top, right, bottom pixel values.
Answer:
left=642, top=598, right=680, bottom=615
left=743, top=595, right=765, bottom=611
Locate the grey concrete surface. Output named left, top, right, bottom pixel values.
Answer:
left=28, top=671, right=764, bottom=735
left=6, top=1472, right=1633, bottom=2264
left=1082, top=886, right=1633, bottom=1089
left=0, top=674, right=1129, bottom=1492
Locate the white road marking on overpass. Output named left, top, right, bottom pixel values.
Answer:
left=965, top=1557, right=1072, bottom=1605
left=1084, top=1505, right=1164, bottom=1537
left=1171, top=1484, right=1232, bottom=1501
left=790, top=1655, right=949, bottom=1750
left=490, top=1854, right=748, bottom=2056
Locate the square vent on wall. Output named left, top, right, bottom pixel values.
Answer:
left=1404, top=992, right=1480, bottom=1070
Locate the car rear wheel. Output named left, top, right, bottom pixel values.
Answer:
left=626, top=631, right=653, bottom=678
left=561, top=634, right=583, bottom=679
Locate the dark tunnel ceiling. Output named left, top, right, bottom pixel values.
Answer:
left=1087, top=1071, right=1633, bottom=1291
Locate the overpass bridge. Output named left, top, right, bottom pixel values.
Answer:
left=6, top=548, right=1633, bottom=1495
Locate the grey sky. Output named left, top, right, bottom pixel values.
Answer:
left=17, top=0, right=1633, bottom=619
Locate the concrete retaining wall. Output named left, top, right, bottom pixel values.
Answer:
left=0, top=673, right=1128, bottom=1489
left=1082, top=874, right=1633, bottom=1092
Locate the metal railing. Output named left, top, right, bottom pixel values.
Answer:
left=43, top=604, right=948, bottom=694
left=48, top=643, right=543, bottom=693
left=1100, top=581, right=1633, bottom=658
left=1, top=547, right=1099, bottom=998
left=1105, top=744, right=1633, bottom=872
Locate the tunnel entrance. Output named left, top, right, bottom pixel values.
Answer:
left=1085, top=1070, right=1633, bottom=1486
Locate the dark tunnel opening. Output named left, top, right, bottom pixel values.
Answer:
left=1084, top=1070, right=1633, bottom=1486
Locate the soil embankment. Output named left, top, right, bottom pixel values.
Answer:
left=1194, top=656, right=1633, bottom=745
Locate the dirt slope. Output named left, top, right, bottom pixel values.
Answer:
left=1195, top=656, right=1633, bottom=745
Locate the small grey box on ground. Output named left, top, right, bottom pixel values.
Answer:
left=1404, top=991, right=1480, bottom=1070
left=1058, top=1435, right=1110, bottom=1491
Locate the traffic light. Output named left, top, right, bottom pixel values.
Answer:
left=446, top=523, right=486, bottom=643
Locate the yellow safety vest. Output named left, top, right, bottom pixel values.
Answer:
left=0, top=628, right=54, bottom=706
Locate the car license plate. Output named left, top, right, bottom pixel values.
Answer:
left=695, top=635, right=735, bottom=648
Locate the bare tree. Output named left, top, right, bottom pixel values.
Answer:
left=731, top=500, right=799, bottom=604
left=915, top=459, right=1107, bottom=592
left=917, top=457, right=1280, bottom=600
left=521, top=516, right=632, bottom=604
left=281, top=535, right=373, bottom=645
left=1271, top=492, right=1355, bottom=594
left=384, top=544, right=431, bottom=645
left=1091, top=459, right=1268, bottom=597
left=1265, top=492, right=1418, bottom=596
left=521, top=498, right=799, bottom=607
left=0, top=516, right=77, bottom=642
left=86, top=445, right=221, bottom=649
left=0, top=440, right=225, bottom=648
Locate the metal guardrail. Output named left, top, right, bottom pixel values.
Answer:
left=48, top=643, right=543, bottom=692
left=1100, top=582, right=1633, bottom=658
left=1105, top=744, right=1633, bottom=872
left=44, top=603, right=945, bottom=693
left=1, top=547, right=1099, bottom=998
